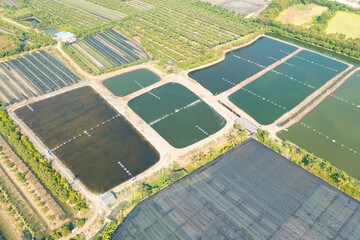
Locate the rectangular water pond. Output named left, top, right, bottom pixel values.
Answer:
left=229, top=50, right=349, bottom=125
left=188, top=37, right=298, bottom=95
left=15, top=86, right=159, bottom=193
left=278, top=70, right=360, bottom=179
left=103, top=68, right=161, bottom=97
left=128, top=83, right=226, bottom=148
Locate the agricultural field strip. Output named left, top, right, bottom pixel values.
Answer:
left=31, top=0, right=108, bottom=29
left=51, top=114, right=121, bottom=151
left=0, top=65, right=36, bottom=97
left=0, top=74, right=24, bottom=101
left=0, top=210, right=20, bottom=240
left=83, top=37, right=126, bottom=67
left=70, top=45, right=105, bottom=72
left=80, top=0, right=139, bottom=14
left=0, top=0, right=19, bottom=7
left=8, top=60, right=48, bottom=94
left=93, top=36, right=135, bottom=62
left=0, top=51, right=78, bottom=104
left=76, top=41, right=108, bottom=70
left=90, top=35, right=136, bottom=63
left=164, top=8, right=243, bottom=37
left=299, top=122, right=360, bottom=156
left=139, top=10, right=235, bottom=46
left=100, top=31, right=148, bottom=59
left=0, top=136, right=65, bottom=218
left=53, top=0, right=112, bottom=21
left=66, top=30, right=147, bottom=73
left=118, top=0, right=257, bottom=62
left=80, top=39, right=126, bottom=67
left=124, top=16, right=236, bottom=61
left=0, top=164, right=47, bottom=233
left=155, top=7, right=239, bottom=39
left=148, top=99, right=202, bottom=126
left=1, top=63, right=38, bottom=95
left=126, top=0, right=154, bottom=10
left=148, top=0, right=247, bottom=32
left=120, top=24, right=198, bottom=61
left=56, top=0, right=126, bottom=20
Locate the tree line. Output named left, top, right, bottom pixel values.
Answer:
left=0, top=109, right=88, bottom=213
left=258, top=0, right=360, bottom=59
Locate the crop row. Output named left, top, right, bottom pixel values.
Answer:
left=126, top=0, right=154, bottom=10
left=0, top=50, right=79, bottom=105
left=0, top=166, right=47, bottom=238
left=116, top=0, right=259, bottom=65
left=30, top=0, right=109, bottom=29
left=64, top=29, right=148, bottom=74
left=58, top=0, right=126, bottom=21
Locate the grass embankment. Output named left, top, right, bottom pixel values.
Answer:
left=326, top=11, right=360, bottom=39
left=257, top=129, right=360, bottom=200
left=277, top=3, right=328, bottom=27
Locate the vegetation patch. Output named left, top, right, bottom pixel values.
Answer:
left=116, top=0, right=261, bottom=70
left=326, top=11, right=360, bottom=39
left=64, top=29, right=148, bottom=75
left=259, top=0, right=360, bottom=59
left=276, top=4, right=328, bottom=26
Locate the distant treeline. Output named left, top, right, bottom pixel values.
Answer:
left=258, top=0, right=360, bottom=59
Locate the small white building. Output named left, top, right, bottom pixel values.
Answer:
left=52, top=31, right=76, bottom=43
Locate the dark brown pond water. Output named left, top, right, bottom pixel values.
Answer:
left=15, top=86, right=159, bottom=193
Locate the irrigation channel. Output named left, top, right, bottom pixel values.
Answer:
left=103, top=68, right=161, bottom=97
left=15, top=86, right=159, bottom=193
left=128, top=83, right=226, bottom=148
left=278, top=70, right=360, bottom=179
left=188, top=36, right=298, bottom=95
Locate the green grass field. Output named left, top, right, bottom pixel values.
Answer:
left=277, top=4, right=328, bottom=27
left=326, top=11, right=360, bottom=39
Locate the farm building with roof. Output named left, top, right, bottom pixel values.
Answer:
left=52, top=31, right=76, bottom=43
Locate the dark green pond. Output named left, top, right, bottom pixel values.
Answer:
left=103, top=69, right=161, bottom=97
left=278, top=71, right=360, bottom=179
left=267, top=33, right=360, bottom=67
left=188, top=36, right=298, bottom=95
left=229, top=50, right=348, bottom=125
left=128, top=83, right=226, bottom=148
left=15, top=86, right=159, bottom=193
